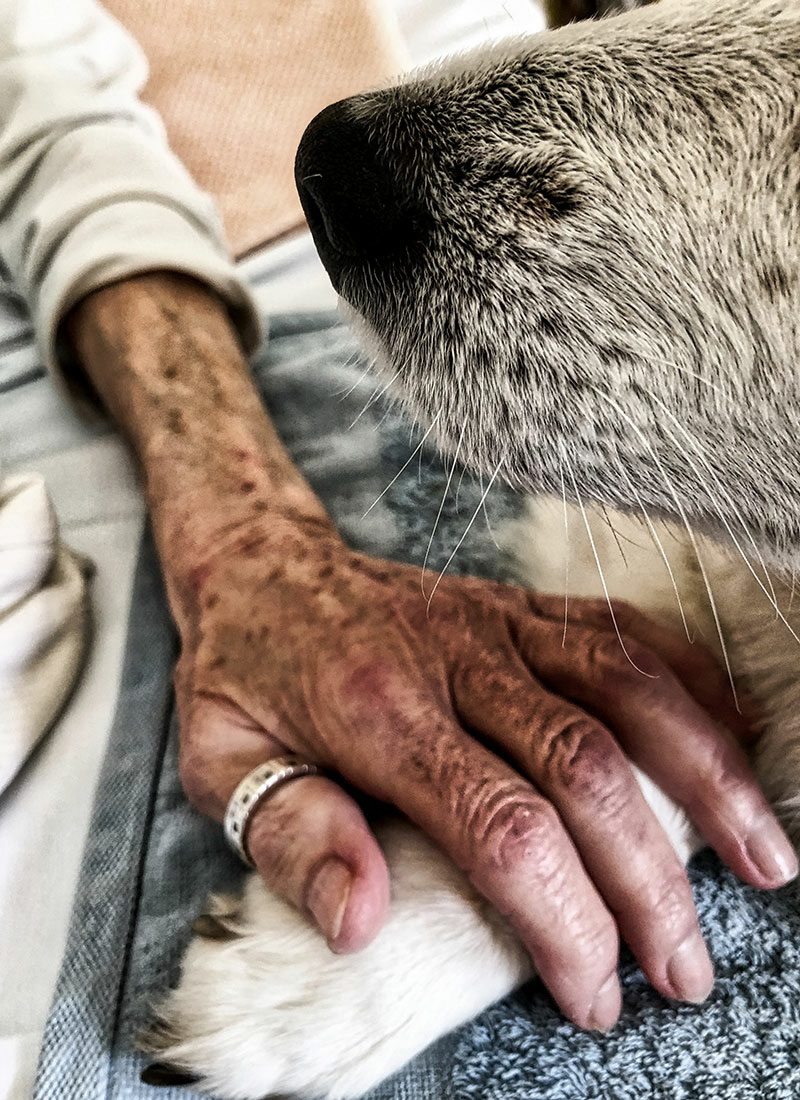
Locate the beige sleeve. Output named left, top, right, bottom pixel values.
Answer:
left=0, top=0, right=262, bottom=397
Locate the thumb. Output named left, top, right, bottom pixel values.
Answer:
left=178, top=693, right=390, bottom=952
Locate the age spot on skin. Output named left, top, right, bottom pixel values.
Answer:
left=240, top=480, right=256, bottom=494
left=189, top=563, right=211, bottom=594
left=236, top=536, right=266, bottom=557
left=166, top=408, right=185, bottom=435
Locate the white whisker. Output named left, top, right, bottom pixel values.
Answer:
left=372, top=404, right=396, bottom=432
left=479, top=471, right=501, bottom=549
left=426, top=459, right=503, bottom=612
left=648, top=392, right=780, bottom=614
left=455, top=463, right=470, bottom=514
left=669, top=362, right=730, bottom=401
left=563, top=447, right=656, bottom=677
left=347, top=370, right=400, bottom=430
left=645, top=398, right=795, bottom=645
left=598, top=503, right=630, bottom=567
left=333, top=353, right=374, bottom=399
left=422, top=423, right=467, bottom=598
left=683, top=514, right=739, bottom=710
left=362, top=414, right=441, bottom=519
left=619, top=463, right=693, bottom=641
left=595, top=390, right=741, bottom=704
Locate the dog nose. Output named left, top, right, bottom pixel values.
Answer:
left=295, top=97, right=411, bottom=288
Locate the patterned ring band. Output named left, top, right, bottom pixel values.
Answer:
left=223, top=755, right=324, bottom=868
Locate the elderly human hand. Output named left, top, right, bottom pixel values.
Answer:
left=68, top=272, right=797, bottom=1036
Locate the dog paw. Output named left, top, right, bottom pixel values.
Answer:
left=140, top=820, right=530, bottom=1100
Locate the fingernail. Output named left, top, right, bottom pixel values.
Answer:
left=306, top=856, right=353, bottom=947
left=666, top=932, right=714, bottom=1004
left=746, top=819, right=799, bottom=886
left=586, top=974, right=621, bottom=1032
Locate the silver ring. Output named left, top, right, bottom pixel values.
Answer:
left=223, top=755, right=323, bottom=867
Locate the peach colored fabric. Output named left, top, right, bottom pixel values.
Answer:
left=106, top=0, right=408, bottom=256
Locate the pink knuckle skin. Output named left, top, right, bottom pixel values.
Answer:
left=557, top=914, right=619, bottom=981
left=683, top=743, right=762, bottom=824
left=539, top=718, right=630, bottom=804
left=702, top=748, right=758, bottom=802
left=474, top=793, right=562, bottom=878
left=335, top=656, right=406, bottom=717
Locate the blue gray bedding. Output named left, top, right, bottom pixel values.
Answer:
left=34, top=313, right=800, bottom=1099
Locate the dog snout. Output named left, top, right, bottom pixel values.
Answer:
left=295, top=96, right=415, bottom=291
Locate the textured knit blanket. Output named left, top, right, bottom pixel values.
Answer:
left=35, top=313, right=800, bottom=1100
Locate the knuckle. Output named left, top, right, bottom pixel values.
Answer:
left=473, top=788, right=562, bottom=876
left=572, top=913, right=619, bottom=971
left=697, top=757, right=761, bottom=825
left=336, top=655, right=404, bottom=711
left=539, top=717, right=633, bottom=809
left=247, top=801, right=302, bottom=885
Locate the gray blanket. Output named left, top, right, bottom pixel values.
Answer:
left=34, top=313, right=800, bottom=1099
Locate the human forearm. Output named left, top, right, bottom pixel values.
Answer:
left=66, top=272, right=334, bottom=619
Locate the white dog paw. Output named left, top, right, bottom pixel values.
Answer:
left=141, top=820, right=530, bottom=1100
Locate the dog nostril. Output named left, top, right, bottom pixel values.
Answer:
left=297, top=173, right=353, bottom=259
left=295, top=95, right=414, bottom=288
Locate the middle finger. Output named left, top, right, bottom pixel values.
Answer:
left=452, top=649, right=714, bottom=1005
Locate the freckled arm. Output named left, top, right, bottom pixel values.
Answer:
left=66, top=271, right=336, bottom=628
